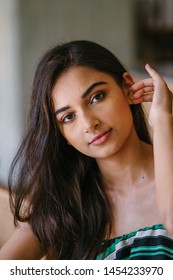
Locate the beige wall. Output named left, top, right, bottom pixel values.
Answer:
left=0, top=0, right=23, bottom=184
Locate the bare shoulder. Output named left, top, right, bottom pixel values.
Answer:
left=0, top=222, right=44, bottom=260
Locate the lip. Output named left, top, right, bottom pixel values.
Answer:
left=89, top=128, right=112, bottom=145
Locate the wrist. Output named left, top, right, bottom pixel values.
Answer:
left=152, top=113, right=173, bottom=131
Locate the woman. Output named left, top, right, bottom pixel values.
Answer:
left=0, top=40, right=173, bottom=259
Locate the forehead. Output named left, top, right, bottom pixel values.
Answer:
left=52, top=66, right=115, bottom=98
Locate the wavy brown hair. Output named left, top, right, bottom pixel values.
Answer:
left=9, top=40, right=151, bottom=259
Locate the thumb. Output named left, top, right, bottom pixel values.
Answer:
left=145, top=63, right=162, bottom=82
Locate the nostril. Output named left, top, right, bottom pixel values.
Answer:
left=94, top=120, right=101, bottom=129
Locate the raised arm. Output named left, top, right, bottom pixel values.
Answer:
left=131, top=64, right=173, bottom=235
left=0, top=222, right=44, bottom=260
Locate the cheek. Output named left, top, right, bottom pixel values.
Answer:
left=104, top=98, right=131, bottom=121
left=117, top=96, right=132, bottom=117
left=110, top=101, right=133, bottom=133
left=119, top=103, right=133, bottom=126
left=60, top=125, right=83, bottom=147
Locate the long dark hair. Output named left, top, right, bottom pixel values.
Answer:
left=9, top=40, right=151, bottom=259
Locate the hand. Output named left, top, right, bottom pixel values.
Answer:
left=131, top=64, right=173, bottom=127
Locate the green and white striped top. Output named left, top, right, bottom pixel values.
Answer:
left=96, top=224, right=173, bottom=260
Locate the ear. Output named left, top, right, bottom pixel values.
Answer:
left=122, top=72, right=134, bottom=104
left=122, top=72, right=134, bottom=87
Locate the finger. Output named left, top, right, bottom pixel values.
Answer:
left=145, top=63, right=172, bottom=98
left=143, top=94, right=153, bottom=102
left=131, top=78, right=153, bottom=91
left=145, top=63, right=161, bottom=80
left=132, top=93, right=153, bottom=104
left=132, top=87, right=154, bottom=99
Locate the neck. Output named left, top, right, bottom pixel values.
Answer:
left=96, top=138, right=153, bottom=192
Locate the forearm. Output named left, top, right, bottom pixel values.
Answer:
left=153, top=114, right=173, bottom=234
left=0, top=223, right=43, bottom=260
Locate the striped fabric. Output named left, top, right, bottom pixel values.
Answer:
left=96, top=224, right=173, bottom=260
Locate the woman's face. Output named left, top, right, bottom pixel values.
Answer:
left=52, top=66, right=135, bottom=160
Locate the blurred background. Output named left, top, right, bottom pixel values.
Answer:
left=1, top=0, right=173, bottom=186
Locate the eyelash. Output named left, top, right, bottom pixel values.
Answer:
left=61, top=112, right=75, bottom=124
left=90, top=91, right=106, bottom=104
left=61, top=91, right=106, bottom=124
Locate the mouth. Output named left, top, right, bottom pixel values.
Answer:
left=89, top=128, right=112, bottom=145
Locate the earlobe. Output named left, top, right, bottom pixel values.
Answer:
left=127, top=93, right=133, bottom=105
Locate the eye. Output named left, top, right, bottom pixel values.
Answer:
left=61, top=112, right=75, bottom=124
left=90, top=91, right=106, bottom=104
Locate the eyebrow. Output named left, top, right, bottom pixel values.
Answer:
left=54, top=105, right=71, bottom=116
left=54, top=81, right=107, bottom=116
left=81, top=81, right=107, bottom=98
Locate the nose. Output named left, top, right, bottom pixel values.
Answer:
left=81, top=110, right=100, bottom=134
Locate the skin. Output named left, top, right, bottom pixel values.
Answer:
left=52, top=67, right=135, bottom=160
left=0, top=222, right=43, bottom=259
left=0, top=64, right=172, bottom=259
left=132, top=64, right=173, bottom=235
left=52, top=66, right=161, bottom=237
